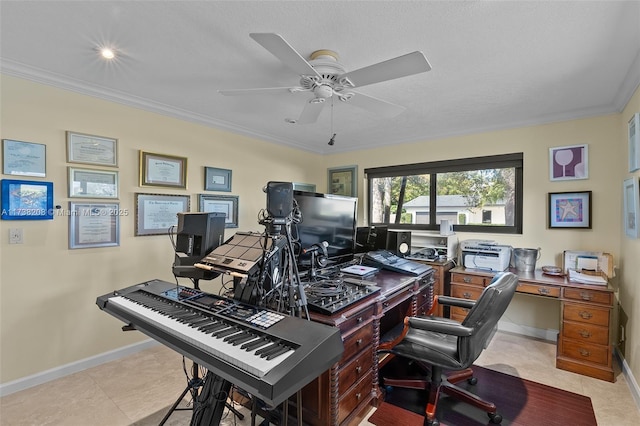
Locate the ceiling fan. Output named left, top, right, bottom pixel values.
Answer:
left=219, top=33, right=432, bottom=124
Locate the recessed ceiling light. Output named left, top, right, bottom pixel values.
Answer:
left=99, top=47, right=115, bottom=59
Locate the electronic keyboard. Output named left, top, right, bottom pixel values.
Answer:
left=96, top=279, right=343, bottom=406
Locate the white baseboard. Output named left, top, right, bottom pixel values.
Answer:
left=497, top=320, right=558, bottom=342
left=615, top=347, right=640, bottom=410
left=0, top=339, right=158, bottom=397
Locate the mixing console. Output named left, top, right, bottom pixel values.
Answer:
left=304, top=277, right=380, bottom=315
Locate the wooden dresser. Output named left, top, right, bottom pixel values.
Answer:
left=295, top=268, right=435, bottom=425
left=450, top=267, right=615, bottom=382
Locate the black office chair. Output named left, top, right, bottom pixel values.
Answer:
left=379, top=272, right=518, bottom=426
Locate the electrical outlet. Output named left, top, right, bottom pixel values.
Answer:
left=9, top=228, right=23, bottom=244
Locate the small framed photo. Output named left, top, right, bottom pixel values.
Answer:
left=68, top=167, right=118, bottom=199
left=328, top=165, right=357, bottom=197
left=139, top=151, right=187, bottom=189
left=548, top=191, right=592, bottom=229
left=204, top=166, right=232, bottom=191
left=135, top=193, right=190, bottom=236
left=68, top=202, right=121, bottom=249
left=66, top=131, right=118, bottom=167
left=629, top=113, right=640, bottom=172
left=1, top=179, right=53, bottom=220
left=292, top=182, right=317, bottom=192
left=623, top=178, right=639, bottom=239
left=199, top=194, right=238, bottom=228
left=2, top=139, right=46, bottom=177
left=549, top=144, right=588, bottom=181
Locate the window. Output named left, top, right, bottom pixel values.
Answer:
left=365, top=153, right=523, bottom=234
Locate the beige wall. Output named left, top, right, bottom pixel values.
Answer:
left=2, top=74, right=639, bottom=392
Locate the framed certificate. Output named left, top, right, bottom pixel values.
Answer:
left=2, top=139, right=46, bottom=177
left=204, top=166, right=232, bottom=191
left=68, top=167, right=118, bottom=199
left=139, top=151, right=188, bottom=189
left=135, top=193, right=190, bottom=236
left=68, top=202, right=121, bottom=249
left=66, top=131, right=118, bottom=167
left=199, top=194, right=239, bottom=228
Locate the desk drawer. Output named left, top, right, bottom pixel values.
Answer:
left=450, top=284, right=482, bottom=318
left=560, top=339, right=609, bottom=365
left=338, top=346, right=373, bottom=395
left=381, top=286, right=414, bottom=312
left=338, top=374, right=373, bottom=425
left=562, top=321, right=609, bottom=345
left=517, top=282, right=560, bottom=298
left=451, top=273, right=487, bottom=287
left=563, top=303, right=609, bottom=327
left=339, top=305, right=375, bottom=333
left=563, top=288, right=612, bottom=305
left=416, top=284, right=433, bottom=311
left=340, top=322, right=373, bottom=363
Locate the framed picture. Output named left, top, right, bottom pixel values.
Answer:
left=68, top=202, right=121, bottom=249
left=292, top=182, right=317, bottom=192
left=199, top=194, right=238, bottom=228
left=139, top=151, right=187, bottom=189
left=68, top=167, right=118, bottom=199
left=623, top=178, right=639, bottom=239
left=1, top=179, right=53, bottom=220
left=2, top=139, right=46, bottom=177
left=549, top=144, right=588, bottom=181
left=135, top=193, right=190, bottom=236
left=548, top=191, right=592, bottom=229
left=328, top=165, right=357, bottom=197
left=66, top=131, right=118, bottom=167
left=629, top=113, right=640, bottom=172
left=204, top=166, right=232, bottom=191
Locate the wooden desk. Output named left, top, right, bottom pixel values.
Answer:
left=296, top=268, right=435, bottom=425
left=450, top=267, right=615, bottom=382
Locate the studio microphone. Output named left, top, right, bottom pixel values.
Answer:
left=302, top=241, right=329, bottom=255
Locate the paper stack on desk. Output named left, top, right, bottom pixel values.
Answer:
left=568, top=269, right=607, bottom=285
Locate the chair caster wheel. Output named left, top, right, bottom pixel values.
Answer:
left=467, top=377, right=478, bottom=385
left=488, top=412, right=503, bottom=424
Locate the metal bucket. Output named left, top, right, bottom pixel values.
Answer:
left=513, top=248, right=541, bottom=272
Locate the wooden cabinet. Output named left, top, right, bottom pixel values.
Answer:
left=413, top=259, right=454, bottom=317
left=450, top=267, right=615, bottom=382
left=298, top=268, right=435, bottom=425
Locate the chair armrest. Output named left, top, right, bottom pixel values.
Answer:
left=437, top=295, right=476, bottom=310
left=408, top=316, right=474, bottom=337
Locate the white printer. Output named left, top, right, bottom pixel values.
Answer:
left=460, top=240, right=511, bottom=272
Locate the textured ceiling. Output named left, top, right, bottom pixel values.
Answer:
left=1, top=1, right=639, bottom=154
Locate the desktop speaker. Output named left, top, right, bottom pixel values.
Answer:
left=386, top=230, right=411, bottom=257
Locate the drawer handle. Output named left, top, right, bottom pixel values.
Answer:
left=356, top=366, right=362, bottom=374
left=383, top=302, right=390, bottom=308
left=356, top=339, right=363, bottom=345
left=579, top=348, right=591, bottom=357
left=357, top=317, right=363, bottom=323
left=579, top=330, right=592, bottom=338
left=538, top=287, right=550, bottom=295
left=579, top=311, right=593, bottom=320
left=463, top=292, right=472, bottom=299
left=463, top=277, right=472, bottom=283
left=356, top=392, right=362, bottom=400
left=580, top=292, right=593, bottom=301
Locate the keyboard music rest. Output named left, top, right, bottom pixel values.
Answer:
left=96, top=279, right=344, bottom=407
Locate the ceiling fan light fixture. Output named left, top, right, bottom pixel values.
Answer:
left=97, top=46, right=116, bottom=60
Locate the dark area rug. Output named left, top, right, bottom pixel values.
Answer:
left=370, top=360, right=597, bottom=426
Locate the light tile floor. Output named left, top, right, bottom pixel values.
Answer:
left=1, top=332, right=639, bottom=425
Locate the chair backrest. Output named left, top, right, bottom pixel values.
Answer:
left=458, top=272, right=518, bottom=366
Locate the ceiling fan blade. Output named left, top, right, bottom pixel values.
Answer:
left=339, top=51, right=431, bottom=88
left=297, top=100, right=325, bottom=124
left=218, top=87, right=298, bottom=96
left=250, top=33, right=320, bottom=77
left=344, top=91, right=406, bottom=118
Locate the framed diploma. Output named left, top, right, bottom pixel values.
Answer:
left=1, top=179, right=54, bottom=220
left=68, top=202, right=121, bottom=249
left=66, top=131, right=118, bottom=167
left=2, top=139, right=46, bottom=177
left=68, top=167, right=118, bottom=199
left=135, top=193, right=190, bottom=236
left=199, top=194, right=239, bottom=228
left=140, top=151, right=188, bottom=189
